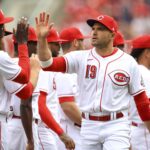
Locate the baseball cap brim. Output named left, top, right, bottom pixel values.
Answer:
left=87, top=19, right=101, bottom=27
left=0, top=17, right=14, bottom=24
left=4, top=30, right=12, bottom=36
left=87, top=19, right=114, bottom=32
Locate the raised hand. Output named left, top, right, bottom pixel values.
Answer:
left=35, top=12, right=54, bottom=39
left=59, top=133, right=75, bottom=150
left=13, top=16, right=29, bottom=44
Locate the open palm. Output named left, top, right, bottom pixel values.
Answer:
left=35, top=12, right=53, bottom=39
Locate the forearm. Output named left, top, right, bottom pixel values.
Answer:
left=38, top=91, right=64, bottom=135
left=37, top=38, right=51, bottom=61
left=16, top=65, right=40, bottom=100
left=134, top=91, right=150, bottom=131
left=20, top=97, right=34, bottom=142
left=61, top=102, right=82, bottom=125
left=13, top=44, right=30, bottom=84
left=30, top=69, right=40, bottom=88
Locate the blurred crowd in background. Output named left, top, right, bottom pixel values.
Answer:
left=64, top=0, right=150, bottom=38
left=1, top=0, right=150, bottom=54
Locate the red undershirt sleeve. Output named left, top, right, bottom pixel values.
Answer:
left=16, top=82, right=34, bottom=100
left=134, top=91, right=150, bottom=121
left=38, top=91, right=64, bottom=135
left=13, top=44, right=30, bottom=84
left=59, top=96, right=75, bottom=104
left=42, top=57, right=66, bottom=73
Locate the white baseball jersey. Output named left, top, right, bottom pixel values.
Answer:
left=129, top=65, right=150, bottom=124
left=0, top=56, right=23, bottom=115
left=37, top=71, right=60, bottom=149
left=56, top=72, right=79, bottom=120
left=4, top=69, right=59, bottom=120
left=0, top=52, right=22, bottom=149
left=56, top=73, right=81, bottom=150
left=5, top=70, right=59, bottom=150
left=0, top=51, right=21, bottom=80
left=36, top=70, right=59, bottom=123
left=64, top=48, right=144, bottom=113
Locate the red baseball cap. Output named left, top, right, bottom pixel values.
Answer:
left=132, top=35, right=150, bottom=49
left=113, top=31, right=124, bottom=47
left=59, top=27, right=90, bottom=44
left=47, top=28, right=67, bottom=43
left=0, top=9, right=14, bottom=24
left=87, top=14, right=118, bottom=33
left=28, top=26, right=37, bottom=42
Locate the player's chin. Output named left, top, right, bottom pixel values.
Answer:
left=91, top=41, right=97, bottom=47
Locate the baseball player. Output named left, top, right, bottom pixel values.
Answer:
left=129, top=35, right=150, bottom=150
left=47, top=28, right=65, bottom=57
left=0, top=10, right=40, bottom=149
left=35, top=12, right=150, bottom=150
left=37, top=28, right=75, bottom=150
left=7, top=26, right=40, bottom=150
left=56, top=27, right=89, bottom=150
left=0, top=10, right=31, bottom=84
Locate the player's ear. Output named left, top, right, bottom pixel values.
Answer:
left=73, top=39, right=79, bottom=47
left=112, top=32, right=115, bottom=38
left=110, top=32, right=115, bottom=40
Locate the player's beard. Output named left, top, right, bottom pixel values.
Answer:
left=92, top=38, right=111, bottom=49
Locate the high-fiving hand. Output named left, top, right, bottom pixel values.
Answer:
left=35, top=12, right=54, bottom=39
left=13, top=16, right=29, bottom=44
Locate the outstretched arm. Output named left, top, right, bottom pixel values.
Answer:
left=13, top=17, right=30, bottom=84
left=35, top=12, right=53, bottom=62
left=35, top=12, right=67, bottom=72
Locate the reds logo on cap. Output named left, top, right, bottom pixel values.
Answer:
left=109, top=70, right=130, bottom=86
left=97, top=15, right=104, bottom=21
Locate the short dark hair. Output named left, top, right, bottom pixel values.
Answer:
left=130, top=48, right=145, bottom=60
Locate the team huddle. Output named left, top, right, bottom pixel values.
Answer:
left=0, top=9, right=150, bottom=150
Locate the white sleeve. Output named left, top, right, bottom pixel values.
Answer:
left=56, top=73, right=77, bottom=98
left=0, top=51, right=21, bottom=80
left=3, top=79, right=26, bottom=94
left=64, top=51, right=82, bottom=74
left=129, top=60, right=145, bottom=96
left=38, top=70, right=49, bottom=93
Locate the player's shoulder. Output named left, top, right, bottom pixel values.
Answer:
left=118, top=49, right=137, bottom=63
left=65, top=49, right=91, bottom=56
left=0, top=51, right=9, bottom=57
left=65, top=49, right=92, bottom=60
left=0, top=51, right=12, bottom=65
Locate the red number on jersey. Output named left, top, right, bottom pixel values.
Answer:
left=85, top=65, right=97, bottom=79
